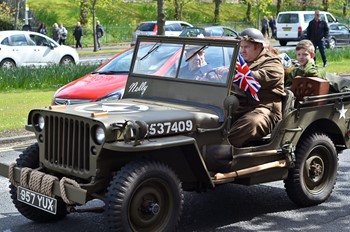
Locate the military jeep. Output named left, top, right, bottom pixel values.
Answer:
left=1, top=35, right=350, bottom=231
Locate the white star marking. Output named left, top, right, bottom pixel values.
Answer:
left=338, top=104, right=348, bottom=119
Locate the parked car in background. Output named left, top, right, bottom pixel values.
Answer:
left=301, top=23, right=350, bottom=49
left=325, top=23, right=350, bottom=49
left=275, top=11, right=337, bottom=46
left=131, top=20, right=193, bottom=46
left=53, top=37, right=234, bottom=105
left=0, top=30, right=79, bottom=68
left=179, top=26, right=239, bottom=38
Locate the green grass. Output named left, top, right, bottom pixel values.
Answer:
left=0, top=65, right=98, bottom=91
left=0, top=90, right=55, bottom=132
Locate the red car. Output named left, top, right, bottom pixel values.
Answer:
left=52, top=40, right=234, bottom=105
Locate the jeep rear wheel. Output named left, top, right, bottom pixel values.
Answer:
left=105, top=160, right=183, bottom=232
left=9, top=143, right=68, bottom=222
left=284, top=133, right=338, bottom=207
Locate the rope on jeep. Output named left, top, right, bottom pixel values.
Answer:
left=8, top=164, right=82, bottom=204
left=59, top=177, right=81, bottom=205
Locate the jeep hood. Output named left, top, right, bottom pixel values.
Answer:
left=40, top=98, right=223, bottom=140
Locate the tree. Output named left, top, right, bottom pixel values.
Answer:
left=173, top=0, right=192, bottom=21
left=214, top=0, right=222, bottom=23
left=157, top=0, right=165, bottom=35
left=80, top=0, right=89, bottom=26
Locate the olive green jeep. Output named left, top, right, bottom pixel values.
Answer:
left=1, top=35, right=350, bottom=231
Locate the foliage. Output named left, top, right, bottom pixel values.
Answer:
left=0, top=64, right=99, bottom=91
left=0, top=2, right=15, bottom=30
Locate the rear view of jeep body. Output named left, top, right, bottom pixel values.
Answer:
left=0, top=35, right=348, bottom=231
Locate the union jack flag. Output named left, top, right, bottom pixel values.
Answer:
left=234, top=54, right=261, bottom=101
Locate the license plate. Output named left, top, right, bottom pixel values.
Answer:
left=17, top=186, right=57, bottom=215
left=282, top=27, right=292, bottom=31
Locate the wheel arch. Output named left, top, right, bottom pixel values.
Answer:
left=299, top=118, right=345, bottom=152
left=100, top=141, right=213, bottom=192
left=0, top=58, right=16, bottom=67
left=60, top=55, right=76, bottom=65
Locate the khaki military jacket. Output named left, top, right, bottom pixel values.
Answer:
left=235, top=48, right=285, bottom=104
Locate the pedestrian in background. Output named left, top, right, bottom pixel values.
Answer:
left=268, top=16, right=276, bottom=38
left=38, top=23, right=48, bottom=35
left=261, top=16, right=269, bottom=38
left=96, top=20, right=104, bottom=50
left=73, top=21, right=83, bottom=49
left=306, top=10, right=329, bottom=67
left=52, top=23, right=59, bottom=42
left=58, top=23, right=68, bottom=45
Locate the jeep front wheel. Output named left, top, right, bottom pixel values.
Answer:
left=9, top=143, right=68, bottom=222
left=284, top=133, right=338, bottom=207
left=105, top=160, right=184, bottom=232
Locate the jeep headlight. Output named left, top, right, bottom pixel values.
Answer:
left=38, top=116, right=45, bottom=130
left=33, top=114, right=45, bottom=131
left=94, top=126, right=105, bottom=145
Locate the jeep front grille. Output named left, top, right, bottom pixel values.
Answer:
left=44, top=115, right=91, bottom=171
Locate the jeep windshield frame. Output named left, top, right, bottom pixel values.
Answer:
left=124, top=35, right=240, bottom=109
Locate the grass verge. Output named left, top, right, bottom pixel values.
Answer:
left=0, top=90, right=54, bottom=133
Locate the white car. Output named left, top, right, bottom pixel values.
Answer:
left=131, top=20, right=193, bottom=46
left=0, top=30, right=79, bottom=68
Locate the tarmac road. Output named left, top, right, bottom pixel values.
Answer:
left=1, top=145, right=350, bottom=231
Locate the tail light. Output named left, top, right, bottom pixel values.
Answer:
left=153, top=25, right=158, bottom=34
left=298, top=26, right=302, bottom=33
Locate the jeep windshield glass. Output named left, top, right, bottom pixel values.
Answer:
left=132, top=41, right=235, bottom=85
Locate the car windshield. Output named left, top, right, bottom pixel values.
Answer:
left=132, top=39, right=235, bottom=84
left=97, top=48, right=135, bottom=73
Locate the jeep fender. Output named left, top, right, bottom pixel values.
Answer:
left=103, top=135, right=214, bottom=191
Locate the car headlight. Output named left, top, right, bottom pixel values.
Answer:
left=94, top=126, right=105, bottom=145
left=98, top=88, right=125, bottom=102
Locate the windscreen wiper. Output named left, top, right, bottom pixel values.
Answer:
left=139, top=42, right=160, bottom=60
left=185, top=45, right=208, bottom=62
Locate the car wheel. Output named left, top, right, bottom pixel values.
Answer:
left=0, top=59, right=16, bottom=68
left=327, top=38, right=336, bottom=49
left=284, top=132, right=338, bottom=207
left=59, top=56, right=75, bottom=65
left=105, top=160, right=184, bottom=232
left=9, top=143, right=68, bottom=222
left=279, top=40, right=287, bottom=46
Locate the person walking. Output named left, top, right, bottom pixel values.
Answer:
left=38, top=23, right=48, bottom=35
left=73, top=21, right=83, bottom=49
left=306, top=10, right=329, bottom=67
left=268, top=16, right=276, bottom=38
left=261, top=16, right=269, bottom=38
left=58, top=23, right=68, bottom=45
left=52, top=23, right=59, bottom=42
left=96, top=20, right=104, bottom=50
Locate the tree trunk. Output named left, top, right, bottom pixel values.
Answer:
left=80, top=0, right=89, bottom=26
left=173, top=0, right=179, bottom=20
left=157, top=0, right=165, bottom=35
left=92, top=0, right=97, bottom=52
left=214, top=0, right=221, bottom=23
left=246, top=2, right=251, bottom=23
left=343, top=1, right=347, bottom=16
left=276, top=0, right=281, bottom=15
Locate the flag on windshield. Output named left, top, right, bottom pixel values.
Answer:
left=234, top=54, right=261, bottom=101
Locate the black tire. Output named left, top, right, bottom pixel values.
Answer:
left=59, top=56, right=75, bottom=65
left=105, top=160, right=184, bottom=232
left=0, top=59, right=16, bottom=68
left=284, top=133, right=338, bottom=207
left=279, top=40, right=287, bottom=46
left=9, top=143, right=68, bottom=222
